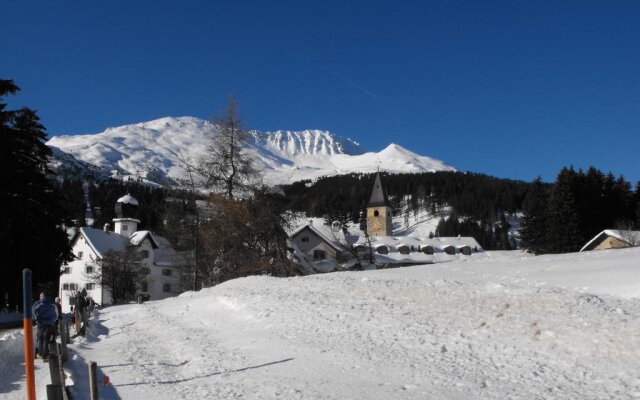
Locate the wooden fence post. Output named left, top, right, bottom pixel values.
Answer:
left=59, top=320, right=69, bottom=362
left=89, top=361, right=99, bottom=400
left=81, top=309, right=89, bottom=336
left=46, top=343, right=64, bottom=400
left=66, top=319, right=71, bottom=342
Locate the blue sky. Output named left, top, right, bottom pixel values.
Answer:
left=2, top=1, right=639, bottom=183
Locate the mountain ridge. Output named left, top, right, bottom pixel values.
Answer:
left=46, top=116, right=456, bottom=185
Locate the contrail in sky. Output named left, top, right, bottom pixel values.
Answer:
left=321, top=66, right=378, bottom=99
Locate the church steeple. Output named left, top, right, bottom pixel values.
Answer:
left=368, top=172, right=390, bottom=207
left=366, top=172, right=393, bottom=236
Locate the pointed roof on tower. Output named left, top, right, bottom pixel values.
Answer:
left=368, top=172, right=390, bottom=207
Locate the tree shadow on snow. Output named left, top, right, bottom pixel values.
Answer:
left=65, top=347, right=122, bottom=400
left=114, top=358, right=295, bottom=387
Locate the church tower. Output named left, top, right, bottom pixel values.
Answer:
left=113, top=194, right=140, bottom=236
left=366, top=172, right=393, bottom=236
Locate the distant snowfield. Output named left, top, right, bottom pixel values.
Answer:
left=3, top=248, right=640, bottom=399
left=46, top=116, right=455, bottom=185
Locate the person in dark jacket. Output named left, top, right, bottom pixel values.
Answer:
left=32, top=292, right=58, bottom=360
left=75, top=289, right=89, bottom=336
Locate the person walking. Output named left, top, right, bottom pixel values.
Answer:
left=75, top=289, right=88, bottom=336
left=54, top=297, right=63, bottom=335
left=32, top=292, right=58, bottom=361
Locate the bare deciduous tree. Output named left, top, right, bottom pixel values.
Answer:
left=198, top=187, right=297, bottom=286
left=199, top=96, right=259, bottom=199
left=615, top=219, right=640, bottom=247
left=86, top=246, right=145, bottom=304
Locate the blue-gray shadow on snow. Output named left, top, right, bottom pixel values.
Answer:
left=114, top=358, right=295, bottom=387
left=65, top=346, right=122, bottom=400
left=0, top=328, right=37, bottom=395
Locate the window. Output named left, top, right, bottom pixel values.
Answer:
left=301, top=236, right=309, bottom=243
left=376, top=246, right=389, bottom=255
left=122, top=224, right=128, bottom=231
left=398, top=246, right=410, bottom=255
left=140, top=250, right=149, bottom=258
left=421, top=246, right=434, bottom=255
left=313, top=249, right=326, bottom=260
left=85, top=283, right=95, bottom=290
left=62, top=267, right=71, bottom=274
left=374, top=210, right=380, bottom=217
left=86, top=266, right=94, bottom=274
left=62, top=283, right=70, bottom=290
left=163, top=283, right=171, bottom=292
left=63, top=283, right=79, bottom=291
left=162, top=268, right=172, bottom=276
left=77, top=251, right=83, bottom=260
left=140, top=267, right=150, bottom=275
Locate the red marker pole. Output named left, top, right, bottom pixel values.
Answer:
left=23, top=269, right=36, bottom=400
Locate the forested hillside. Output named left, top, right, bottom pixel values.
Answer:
left=282, top=168, right=640, bottom=252
left=282, top=171, right=533, bottom=250
left=57, top=167, right=640, bottom=255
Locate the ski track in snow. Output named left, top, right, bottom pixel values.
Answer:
left=3, top=249, right=640, bottom=399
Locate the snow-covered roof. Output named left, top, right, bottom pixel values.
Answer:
left=76, top=227, right=176, bottom=266
left=580, top=229, right=640, bottom=252
left=150, top=233, right=177, bottom=266
left=129, top=230, right=157, bottom=247
left=290, top=223, right=351, bottom=251
left=117, top=194, right=139, bottom=206
left=128, top=230, right=177, bottom=266
left=355, top=235, right=482, bottom=251
left=78, top=227, right=129, bottom=258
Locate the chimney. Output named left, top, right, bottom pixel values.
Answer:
left=103, top=223, right=111, bottom=233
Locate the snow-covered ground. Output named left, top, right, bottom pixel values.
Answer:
left=3, top=247, right=640, bottom=399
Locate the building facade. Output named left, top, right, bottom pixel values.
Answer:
left=59, top=194, right=181, bottom=312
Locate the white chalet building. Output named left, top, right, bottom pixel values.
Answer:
left=59, top=194, right=181, bottom=312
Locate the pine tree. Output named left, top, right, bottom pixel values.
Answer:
left=545, top=167, right=582, bottom=253
left=0, top=79, right=73, bottom=309
left=519, top=177, right=549, bottom=254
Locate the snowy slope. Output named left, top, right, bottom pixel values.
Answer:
left=3, top=247, right=640, bottom=399
left=46, top=116, right=455, bottom=185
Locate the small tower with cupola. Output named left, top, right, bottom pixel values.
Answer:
left=113, top=194, right=140, bottom=236
left=366, top=172, right=393, bottom=236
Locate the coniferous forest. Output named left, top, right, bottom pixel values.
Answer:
left=67, top=168, right=638, bottom=256
left=281, top=169, right=640, bottom=253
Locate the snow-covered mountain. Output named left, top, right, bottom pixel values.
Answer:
left=46, top=116, right=455, bottom=185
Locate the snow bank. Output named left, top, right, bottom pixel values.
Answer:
left=3, top=247, right=640, bottom=399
